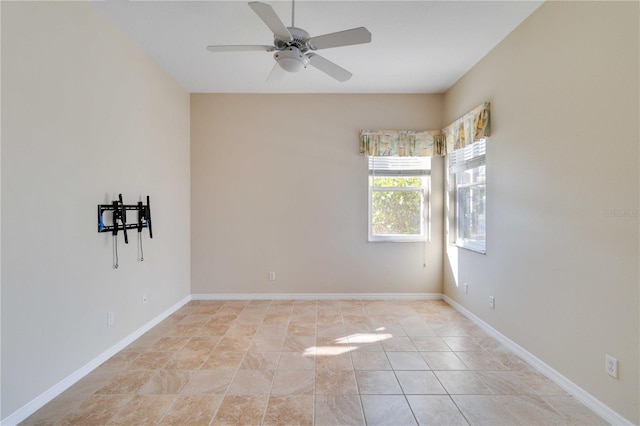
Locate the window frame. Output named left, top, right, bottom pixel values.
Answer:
left=449, top=139, right=486, bottom=254
left=367, top=156, right=431, bottom=243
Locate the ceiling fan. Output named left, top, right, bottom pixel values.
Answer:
left=206, top=1, right=372, bottom=82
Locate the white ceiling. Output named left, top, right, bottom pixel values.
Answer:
left=90, top=1, right=543, bottom=94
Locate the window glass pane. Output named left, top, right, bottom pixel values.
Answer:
left=372, top=190, right=423, bottom=235
left=456, top=165, right=486, bottom=245
left=372, top=176, right=422, bottom=188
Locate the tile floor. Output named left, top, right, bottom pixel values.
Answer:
left=22, top=299, right=607, bottom=425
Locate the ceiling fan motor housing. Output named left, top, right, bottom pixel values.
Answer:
left=274, top=46, right=310, bottom=72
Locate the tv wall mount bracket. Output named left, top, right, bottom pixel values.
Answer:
left=98, top=194, right=153, bottom=268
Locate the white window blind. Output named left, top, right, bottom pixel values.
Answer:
left=448, top=139, right=486, bottom=174
left=369, top=156, right=431, bottom=176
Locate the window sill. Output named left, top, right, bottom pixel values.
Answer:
left=452, top=241, right=486, bottom=254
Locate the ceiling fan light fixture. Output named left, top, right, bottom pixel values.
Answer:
left=274, top=47, right=309, bottom=72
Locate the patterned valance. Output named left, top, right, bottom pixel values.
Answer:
left=359, top=130, right=445, bottom=157
left=359, top=102, right=490, bottom=157
left=443, top=102, right=490, bottom=153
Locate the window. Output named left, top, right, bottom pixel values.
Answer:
left=449, top=139, right=486, bottom=253
left=368, top=156, right=430, bottom=242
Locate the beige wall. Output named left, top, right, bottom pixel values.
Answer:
left=191, top=94, right=443, bottom=296
left=442, top=1, right=639, bottom=423
left=1, top=2, right=190, bottom=418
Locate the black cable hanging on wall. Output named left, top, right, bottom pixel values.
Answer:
left=98, top=194, right=153, bottom=269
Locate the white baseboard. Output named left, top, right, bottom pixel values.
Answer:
left=442, top=295, right=633, bottom=426
left=1, top=295, right=192, bottom=426
left=191, top=292, right=444, bottom=301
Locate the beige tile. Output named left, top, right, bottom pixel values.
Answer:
left=123, top=334, right=160, bottom=351
left=96, top=370, right=155, bottom=394
left=198, top=323, right=230, bottom=335
left=407, top=395, right=469, bottom=425
left=182, top=368, right=236, bottom=394
left=351, top=351, right=392, bottom=370
left=164, top=349, right=210, bottom=370
left=127, top=351, right=172, bottom=370
left=226, top=324, right=259, bottom=338
left=282, top=335, right=315, bottom=352
left=397, top=315, right=427, bottom=326
left=139, top=369, right=192, bottom=394
left=314, top=394, right=365, bottom=426
left=179, top=314, right=213, bottom=325
left=497, top=395, right=567, bottom=424
left=159, top=394, right=222, bottom=426
left=317, top=314, right=344, bottom=326
left=271, top=369, right=315, bottom=395
left=432, top=323, right=470, bottom=337
left=315, top=325, right=348, bottom=338
left=315, top=352, right=353, bottom=370
left=355, top=370, right=402, bottom=394
left=513, top=371, right=569, bottom=395
left=164, top=324, right=203, bottom=337
left=494, top=352, right=534, bottom=371
left=456, top=351, right=509, bottom=370
left=208, top=314, right=237, bottom=325
left=61, top=369, right=115, bottom=397
left=386, top=351, right=430, bottom=370
left=315, top=369, right=358, bottom=394
left=250, top=336, right=285, bottom=352
left=381, top=336, right=418, bottom=351
left=240, top=351, right=280, bottom=370
left=402, top=324, right=437, bottom=337
left=277, top=351, right=315, bottom=370
left=20, top=393, right=85, bottom=426
left=434, top=371, right=492, bottom=395
left=183, top=336, right=219, bottom=351
left=236, top=313, right=266, bottom=325
left=100, top=351, right=140, bottom=370
left=374, top=324, right=407, bottom=336
left=263, top=395, right=313, bottom=426
left=411, top=336, right=451, bottom=351
left=107, top=394, right=176, bottom=425
left=201, top=351, right=245, bottom=369
left=360, top=395, right=417, bottom=426
left=422, top=351, right=468, bottom=370
left=443, top=336, right=484, bottom=351
left=474, top=371, right=537, bottom=395
left=256, top=324, right=288, bottom=338
left=473, top=336, right=506, bottom=352
left=227, top=369, right=275, bottom=395
left=349, top=341, right=385, bottom=352
left=148, top=337, right=190, bottom=352
left=216, top=335, right=253, bottom=351
left=58, top=395, right=131, bottom=425
left=287, top=323, right=316, bottom=336
left=451, top=395, right=520, bottom=425
left=263, top=313, right=291, bottom=325
left=396, top=371, right=447, bottom=394
left=542, top=395, right=608, bottom=425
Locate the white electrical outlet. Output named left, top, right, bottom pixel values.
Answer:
left=107, top=311, right=114, bottom=326
left=269, top=272, right=276, bottom=281
left=605, top=355, right=618, bottom=378
left=464, top=283, right=469, bottom=294
left=489, top=296, right=495, bottom=309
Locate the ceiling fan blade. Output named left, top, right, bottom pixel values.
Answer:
left=307, top=27, right=371, bottom=50
left=308, top=54, right=352, bottom=82
left=248, top=2, right=293, bottom=42
left=266, top=62, right=285, bottom=83
left=207, top=45, right=276, bottom=52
